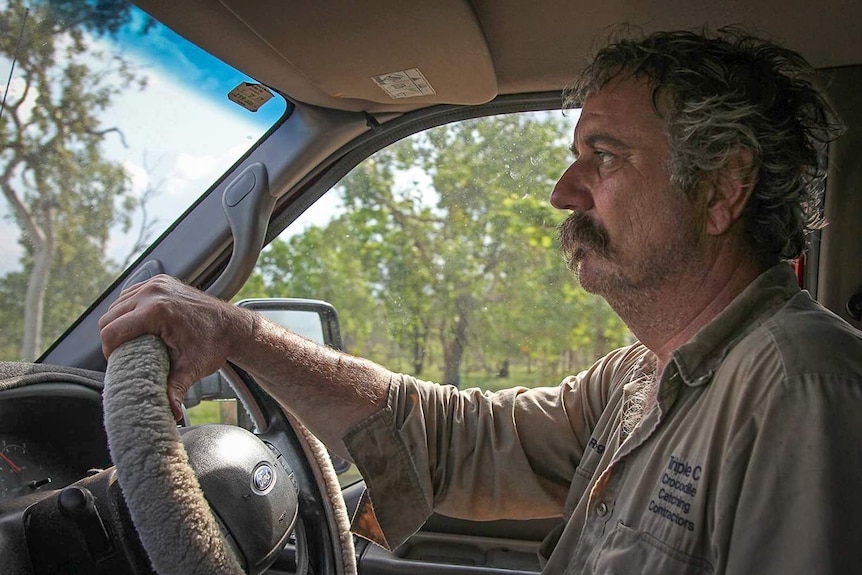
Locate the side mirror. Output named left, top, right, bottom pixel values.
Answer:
left=235, top=298, right=344, bottom=351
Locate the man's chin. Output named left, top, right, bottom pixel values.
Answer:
left=572, top=256, right=602, bottom=294
left=575, top=271, right=599, bottom=294
left=572, top=255, right=620, bottom=296
left=564, top=247, right=617, bottom=293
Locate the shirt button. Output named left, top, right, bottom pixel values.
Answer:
left=596, top=502, right=609, bottom=517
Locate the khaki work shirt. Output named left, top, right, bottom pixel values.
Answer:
left=344, top=264, right=862, bottom=574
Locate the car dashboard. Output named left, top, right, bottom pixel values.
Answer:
left=0, top=383, right=112, bottom=504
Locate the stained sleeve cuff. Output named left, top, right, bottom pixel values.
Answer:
left=343, top=402, right=432, bottom=551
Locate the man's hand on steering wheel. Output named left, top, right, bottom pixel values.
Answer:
left=98, top=274, right=254, bottom=420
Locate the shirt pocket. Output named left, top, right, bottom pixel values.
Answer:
left=590, top=521, right=714, bottom=575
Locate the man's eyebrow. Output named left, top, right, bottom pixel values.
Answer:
left=570, top=132, right=632, bottom=156
left=584, top=133, right=631, bottom=150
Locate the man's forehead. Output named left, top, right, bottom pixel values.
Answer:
left=572, top=77, right=665, bottom=144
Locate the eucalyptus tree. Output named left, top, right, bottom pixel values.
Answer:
left=0, top=0, right=143, bottom=359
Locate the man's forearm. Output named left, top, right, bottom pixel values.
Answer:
left=98, top=275, right=391, bottom=458
left=229, top=311, right=391, bottom=459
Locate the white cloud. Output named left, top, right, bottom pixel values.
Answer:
left=122, top=159, right=151, bottom=194
left=171, top=151, right=221, bottom=183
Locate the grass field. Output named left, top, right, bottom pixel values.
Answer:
left=186, top=400, right=226, bottom=425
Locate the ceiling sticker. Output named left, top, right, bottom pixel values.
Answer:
left=228, top=82, right=274, bottom=112
left=372, top=68, right=436, bottom=99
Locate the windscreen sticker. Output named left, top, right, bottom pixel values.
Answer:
left=372, top=68, right=436, bottom=99
left=228, top=82, right=274, bottom=112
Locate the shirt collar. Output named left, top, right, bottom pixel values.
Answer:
left=668, top=263, right=801, bottom=387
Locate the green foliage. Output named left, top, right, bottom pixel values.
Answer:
left=0, top=0, right=143, bottom=359
left=246, top=112, right=634, bottom=389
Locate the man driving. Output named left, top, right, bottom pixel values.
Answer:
left=100, top=29, right=862, bottom=574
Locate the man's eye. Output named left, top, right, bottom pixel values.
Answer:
left=594, top=149, right=614, bottom=163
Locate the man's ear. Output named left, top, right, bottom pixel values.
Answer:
left=703, top=149, right=757, bottom=236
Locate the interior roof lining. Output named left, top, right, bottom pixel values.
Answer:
left=132, top=0, right=862, bottom=114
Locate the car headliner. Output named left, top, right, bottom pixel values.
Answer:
left=134, top=0, right=862, bottom=114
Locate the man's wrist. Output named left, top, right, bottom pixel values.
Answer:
left=224, top=303, right=259, bottom=365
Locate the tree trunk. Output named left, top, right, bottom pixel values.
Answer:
left=441, top=293, right=471, bottom=387
left=20, top=207, right=54, bottom=361
left=21, top=240, right=54, bottom=361
left=411, top=322, right=427, bottom=375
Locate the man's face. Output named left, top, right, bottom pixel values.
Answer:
left=552, top=76, right=707, bottom=302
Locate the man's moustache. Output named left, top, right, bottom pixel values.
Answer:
left=558, top=212, right=611, bottom=260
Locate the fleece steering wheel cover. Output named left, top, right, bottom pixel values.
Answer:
left=103, top=334, right=244, bottom=575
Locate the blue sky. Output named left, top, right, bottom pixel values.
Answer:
left=114, top=5, right=287, bottom=127
left=0, top=1, right=288, bottom=274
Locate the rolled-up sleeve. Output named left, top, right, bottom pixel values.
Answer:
left=344, top=347, right=637, bottom=549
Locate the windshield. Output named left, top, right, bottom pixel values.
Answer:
left=0, top=0, right=287, bottom=360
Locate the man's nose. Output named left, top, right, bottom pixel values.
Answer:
left=550, top=162, right=594, bottom=211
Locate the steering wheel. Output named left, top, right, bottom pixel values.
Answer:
left=103, top=335, right=297, bottom=574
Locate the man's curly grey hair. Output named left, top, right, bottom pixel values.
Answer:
left=565, top=28, right=844, bottom=261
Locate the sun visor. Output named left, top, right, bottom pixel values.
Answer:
left=134, top=0, right=497, bottom=112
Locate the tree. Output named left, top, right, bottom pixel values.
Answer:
left=430, top=118, right=554, bottom=381
left=249, top=222, right=385, bottom=358
left=0, top=0, right=144, bottom=359
left=244, top=112, right=632, bottom=387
